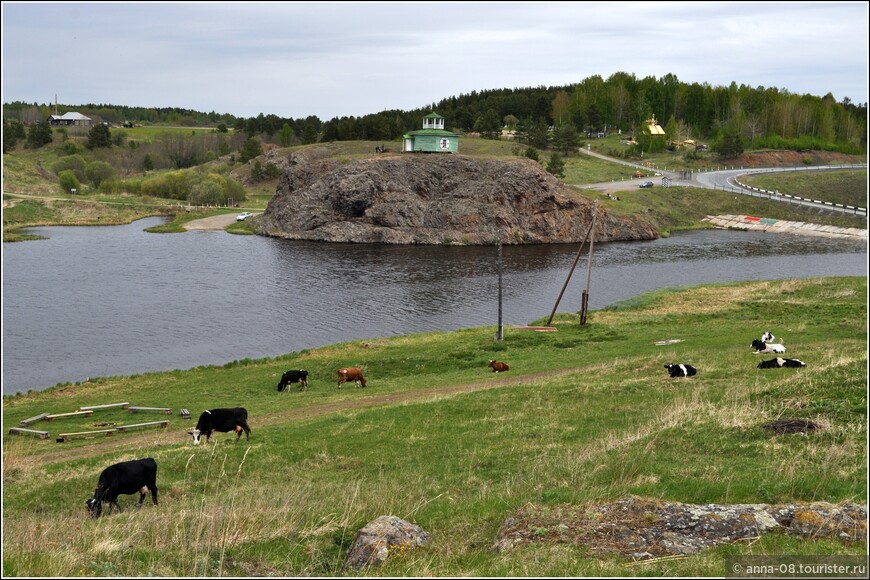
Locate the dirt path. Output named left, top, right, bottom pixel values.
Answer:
left=183, top=213, right=248, bottom=230
left=25, top=367, right=588, bottom=466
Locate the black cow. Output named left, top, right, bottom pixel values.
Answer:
left=85, top=458, right=158, bottom=518
left=758, top=357, right=806, bottom=369
left=664, top=363, right=697, bottom=378
left=277, top=369, right=309, bottom=392
left=189, top=407, right=251, bottom=445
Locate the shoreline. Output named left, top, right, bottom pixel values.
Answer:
left=702, top=214, right=867, bottom=240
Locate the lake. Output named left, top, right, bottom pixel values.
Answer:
left=2, top=217, right=866, bottom=394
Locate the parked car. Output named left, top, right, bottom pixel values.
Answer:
left=639, top=181, right=654, bottom=188
left=236, top=212, right=253, bottom=221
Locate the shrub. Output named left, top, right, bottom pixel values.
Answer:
left=53, top=154, right=88, bottom=181
left=57, top=170, right=81, bottom=195
left=524, top=147, right=540, bottom=162
left=85, top=161, right=116, bottom=188
left=63, top=141, right=85, bottom=155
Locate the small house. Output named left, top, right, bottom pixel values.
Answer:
left=403, top=112, right=459, bottom=153
left=49, top=112, right=92, bottom=127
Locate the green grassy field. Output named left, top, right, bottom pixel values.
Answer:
left=3, top=277, right=866, bottom=577
left=741, top=169, right=868, bottom=209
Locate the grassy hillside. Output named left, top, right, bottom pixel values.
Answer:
left=4, top=131, right=867, bottom=241
left=3, top=277, right=866, bottom=577
left=741, top=169, right=867, bottom=208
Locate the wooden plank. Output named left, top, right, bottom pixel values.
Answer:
left=56, top=428, right=117, bottom=441
left=8, top=427, right=50, bottom=439
left=79, top=402, right=130, bottom=411
left=46, top=410, right=93, bottom=421
left=128, top=406, right=172, bottom=414
left=19, top=412, right=50, bottom=427
left=116, top=420, right=169, bottom=433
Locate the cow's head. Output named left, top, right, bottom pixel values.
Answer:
left=188, top=428, right=203, bottom=445
left=85, top=494, right=102, bottom=518
left=761, top=331, right=775, bottom=343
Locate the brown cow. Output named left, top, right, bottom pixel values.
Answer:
left=337, top=367, right=366, bottom=389
left=488, top=359, right=510, bottom=373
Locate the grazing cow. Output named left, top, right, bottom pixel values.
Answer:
left=758, top=357, right=806, bottom=369
left=337, top=367, right=366, bottom=389
left=751, top=339, right=786, bottom=354
left=488, top=359, right=510, bottom=373
left=277, top=369, right=309, bottom=392
left=85, top=458, right=158, bottom=518
left=761, top=331, right=776, bottom=344
left=664, top=363, right=697, bottom=378
left=189, top=407, right=251, bottom=445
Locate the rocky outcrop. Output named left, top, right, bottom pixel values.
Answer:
left=343, top=515, right=431, bottom=571
left=253, top=154, right=658, bottom=245
left=492, top=497, right=867, bottom=559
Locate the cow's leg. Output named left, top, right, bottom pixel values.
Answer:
left=137, top=487, right=147, bottom=507
left=235, top=425, right=242, bottom=441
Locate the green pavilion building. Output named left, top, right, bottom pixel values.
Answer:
left=402, top=112, right=460, bottom=153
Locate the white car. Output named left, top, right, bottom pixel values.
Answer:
left=236, top=212, right=253, bottom=221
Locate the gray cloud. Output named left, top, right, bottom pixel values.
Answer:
left=3, top=2, right=867, bottom=119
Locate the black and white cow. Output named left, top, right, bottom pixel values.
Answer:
left=761, top=331, right=776, bottom=344
left=189, top=407, right=251, bottom=445
left=664, top=364, right=697, bottom=378
left=277, top=369, right=309, bottom=392
left=85, top=458, right=158, bottom=518
left=751, top=339, right=786, bottom=354
left=758, top=357, right=806, bottom=369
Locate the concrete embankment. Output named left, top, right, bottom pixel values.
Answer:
left=703, top=214, right=867, bottom=241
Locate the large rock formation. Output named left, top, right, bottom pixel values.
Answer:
left=253, top=153, right=658, bottom=245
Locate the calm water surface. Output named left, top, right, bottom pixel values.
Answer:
left=2, top=217, right=866, bottom=394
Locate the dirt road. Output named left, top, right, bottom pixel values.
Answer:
left=24, top=366, right=590, bottom=467
left=183, top=213, right=248, bottom=230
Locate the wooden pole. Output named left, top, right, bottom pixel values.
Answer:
left=496, top=235, right=504, bottom=341
left=546, top=217, right=595, bottom=326
left=580, top=213, right=597, bottom=325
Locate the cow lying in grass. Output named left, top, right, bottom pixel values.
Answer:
left=751, top=339, right=786, bottom=354
left=488, top=360, right=510, bottom=373
left=664, top=364, right=697, bottom=377
left=757, top=357, right=806, bottom=369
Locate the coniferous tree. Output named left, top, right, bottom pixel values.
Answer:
left=26, top=121, right=54, bottom=148
left=86, top=123, right=112, bottom=149
left=546, top=153, right=566, bottom=177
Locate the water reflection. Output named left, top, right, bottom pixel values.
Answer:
left=2, top=218, right=865, bottom=394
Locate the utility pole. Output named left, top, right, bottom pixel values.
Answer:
left=580, top=212, right=597, bottom=325
left=495, top=231, right=503, bottom=341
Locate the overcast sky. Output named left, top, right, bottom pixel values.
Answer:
left=2, top=2, right=868, bottom=120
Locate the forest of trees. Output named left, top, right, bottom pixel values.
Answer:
left=3, top=71, right=867, bottom=154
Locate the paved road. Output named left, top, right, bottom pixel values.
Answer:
left=579, top=149, right=867, bottom=216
